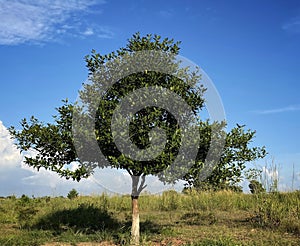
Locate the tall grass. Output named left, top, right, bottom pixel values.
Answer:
left=0, top=190, right=299, bottom=245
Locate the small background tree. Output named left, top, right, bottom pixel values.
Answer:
left=245, top=167, right=266, bottom=194
left=67, top=189, right=79, bottom=199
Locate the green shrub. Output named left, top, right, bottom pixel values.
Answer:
left=67, top=189, right=79, bottom=200
left=19, top=194, right=31, bottom=206
left=249, top=180, right=265, bottom=194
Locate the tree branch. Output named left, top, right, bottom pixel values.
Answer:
left=137, top=174, right=147, bottom=194
left=126, top=168, right=133, bottom=176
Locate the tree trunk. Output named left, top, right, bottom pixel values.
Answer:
left=131, top=195, right=140, bottom=245
left=130, top=174, right=146, bottom=245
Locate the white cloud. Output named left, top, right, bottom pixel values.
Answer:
left=0, top=121, right=22, bottom=169
left=83, top=27, right=94, bottom=36
left=81, top=26, right=114, bottom=38
left=0, top=0, right=111, bottom=45
left=96, top=26, right=114, bottom=38
left=282, top=16, right=300, bottom=34
left=253, top=105, right=300, bottom=114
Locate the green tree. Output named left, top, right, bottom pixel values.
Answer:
left=245, top=167, right=266, bottom=194
left=67, top=188, right=79, bottom=199
left=249, top=180, right=265, bottom=194
left=9, top=33, right=266, bottom=244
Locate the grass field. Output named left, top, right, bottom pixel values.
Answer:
left=0, top=190, right=299, bottom=245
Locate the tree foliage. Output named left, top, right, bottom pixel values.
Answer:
left=183, top=122, right=267, bottom=191
left=74, top=33, right=205, bottom=183
left=9, top=101, right=88, bottom=181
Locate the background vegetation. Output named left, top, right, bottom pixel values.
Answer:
left=0, top=190, right=299, bottom=245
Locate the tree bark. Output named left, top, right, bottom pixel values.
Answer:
left=130, top=174, right=146, bottom=245
left=131, top=195, right=140, bottom=245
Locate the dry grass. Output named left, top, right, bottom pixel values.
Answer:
left=0, top=191, right=300, bottom=245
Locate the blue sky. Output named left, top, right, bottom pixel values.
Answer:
left=0, top=0, right=300, bottom=196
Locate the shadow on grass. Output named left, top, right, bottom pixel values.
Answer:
left=32, top=203, right=162, bottom=236
left=33, top=203, right=120, bottom=234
